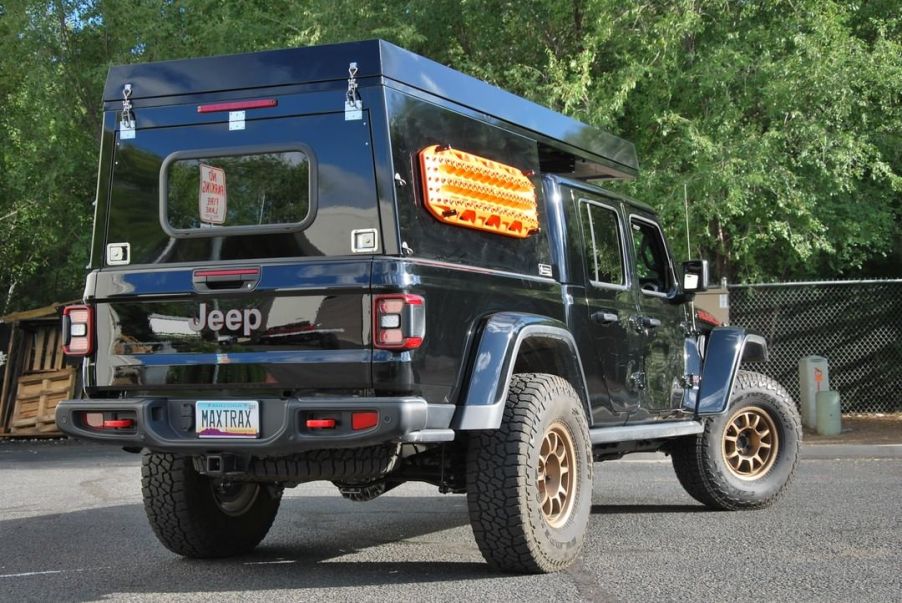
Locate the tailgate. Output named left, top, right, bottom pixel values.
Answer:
left=91, top=260, right=372, bottom=392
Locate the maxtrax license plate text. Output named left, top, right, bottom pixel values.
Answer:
left=196, top=401, right=259, bottom=438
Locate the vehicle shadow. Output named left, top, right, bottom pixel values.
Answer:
left=0, top=494, right=507, bottom=601
left=591, top=503, right=706, bottom=514
left=0, top=440, right=131, bottom=466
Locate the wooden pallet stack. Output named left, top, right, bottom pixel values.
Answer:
left=7, top=369, right=76, bottom=435
left=0, top=302, right=79, bottom=437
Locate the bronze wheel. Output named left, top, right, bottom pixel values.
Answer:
left=721, top=405, right=779, bottom=480
left=672, top=371, right=801, bottom=510
left=537, top=421, right=577, bottom=527
left=468, top=373, right=592, bottom=573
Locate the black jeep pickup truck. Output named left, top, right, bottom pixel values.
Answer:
left=56, top=39, right=800, bottom=573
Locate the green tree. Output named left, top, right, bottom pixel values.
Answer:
left=303, top=0, right=900, bottom=281
left=0, top=0, right=898, bottom=314
left=0, top=0, right=312, bottom=313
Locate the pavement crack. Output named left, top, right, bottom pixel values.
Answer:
left=567, top=557, right=621, bottom=603
left=78, top=477, right=115, bottom=502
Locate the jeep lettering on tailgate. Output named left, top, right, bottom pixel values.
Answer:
left=188, top=303, right=262, bottom=336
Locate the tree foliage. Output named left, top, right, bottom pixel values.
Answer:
left=0, top=0, right=898, bottom=312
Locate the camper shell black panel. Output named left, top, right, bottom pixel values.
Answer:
left=106, top=108, right=377, bottom=265
left=103, top=39, right=638, bottom=179
left=385, top=89, right=552, bottom=275
left=86, top=38, right=647, bottom=406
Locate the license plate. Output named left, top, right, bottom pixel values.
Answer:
left=196, top=401, right=259, bottom=438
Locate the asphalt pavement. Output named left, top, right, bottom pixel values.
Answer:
left=0, top=439, right=899, bottom=602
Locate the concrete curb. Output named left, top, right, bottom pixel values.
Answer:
left=800, top=443, right=902, bottom=459
left=612, top=443, right=902, bottom=463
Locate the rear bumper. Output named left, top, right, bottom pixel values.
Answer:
left=55, top=397, right=455, bottom=454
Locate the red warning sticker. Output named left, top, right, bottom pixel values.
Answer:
left=199, top=163, right=227, bottom=224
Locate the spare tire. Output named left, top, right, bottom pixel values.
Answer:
left=142, top=452, right=281, bottom=558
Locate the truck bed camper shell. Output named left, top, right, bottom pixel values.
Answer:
left=103, top=39, right=638, bottom=181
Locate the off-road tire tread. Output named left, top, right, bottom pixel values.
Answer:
left=671, top=370, right=801, bottom=510
left=142, top=452, right=281, bottom=558
left=467, top=373, right=590, bottom=573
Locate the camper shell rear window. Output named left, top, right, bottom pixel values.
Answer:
left=160, top=144, right=316, bottom=238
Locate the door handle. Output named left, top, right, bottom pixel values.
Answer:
left=591, top=310, right=619, bottom=325
left=640, top=316, right=662, bottom=329
left=630, top=315, right=662, bottom=333
left=193, top=267, right=260, bottom=293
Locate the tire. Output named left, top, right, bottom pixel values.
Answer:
left=466, top=373, right=593, bottom=573
left=671, top=370, right=801, bottom=510
left=141, top=452, right=282, bottom=558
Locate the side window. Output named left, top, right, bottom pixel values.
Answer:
left=630, top=218, right=673, bottom=294
left=579, top=201, right=624, bottom=286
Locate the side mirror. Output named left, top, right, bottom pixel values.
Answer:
left=681, top=259, right=709, bottom=293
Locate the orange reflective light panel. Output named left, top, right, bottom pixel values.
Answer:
left=418, top=145, right=539, bottom=238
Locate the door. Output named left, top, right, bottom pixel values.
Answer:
left=567, top=189, right=644, bottom=419
left=627, top=214, right=688, bottom=414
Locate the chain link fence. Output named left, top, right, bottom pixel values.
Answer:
left=729, top=280, right=902, bottom=414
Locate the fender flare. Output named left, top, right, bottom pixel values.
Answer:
left=691, top=327, right=769, bottom=416
left=451, top=312, right=591, bottom=430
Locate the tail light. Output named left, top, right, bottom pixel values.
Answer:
left=695, top=309, right=721, bottom=328
left=373, top=294, right=425, bottom=350
left=102, top=418, right=135, bottom=429
left=78, top=411, right=136, bottom=431
left=352, top=411, right=379, bottom=431
left=62, top=305, right=94, bottom=356
left=306, top=418, right=337, bottom=429
left=197, top=98, right=278, bottom=113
